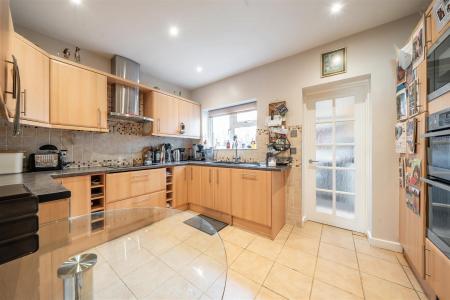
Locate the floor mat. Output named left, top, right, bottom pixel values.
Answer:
left=183, top=214, right=228, bottom=235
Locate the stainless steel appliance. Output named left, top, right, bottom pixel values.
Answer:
left=424, top=108, right=450, bottom=258
left=143, top=147, right=153, bottom=166
left=109, top=55, right=153, bottom=123
left=192, top=144, right=206, bottom=161
left=427, top=28, right=450, bottom=101
left=172, top=149, right=181, bottom=162
left=28, top=145, right=63, bottom=171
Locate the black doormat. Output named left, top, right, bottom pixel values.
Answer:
left=183, top=214, right=228, bottom=235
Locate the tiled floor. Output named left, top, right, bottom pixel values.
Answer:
left=87, top=211, right=427, bottom=300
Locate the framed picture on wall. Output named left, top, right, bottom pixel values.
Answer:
left=321, top=47, right=347, bottom=77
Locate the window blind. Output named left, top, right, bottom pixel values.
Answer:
left=208, top=101, right=257, bottom=118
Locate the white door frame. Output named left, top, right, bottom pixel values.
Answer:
left=302, top=77, right=372, bottom=233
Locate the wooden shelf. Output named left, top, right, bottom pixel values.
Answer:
left=91, top=184, right=104, bottom=188
left=91, top=206, right=104, bottom=213
left=91, top=194, right=104, bottom=200
left=91, top=217, right=105, bottom=223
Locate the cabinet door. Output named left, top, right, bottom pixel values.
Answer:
left=231, top=169, right=271, bottom=226
left=188, top=166, right=202, bottom=205
left=50, top=60, right=107, bottom=129
left=0, top=0, right=13, bottom=106
left=150, top=91, right=180, bottom=135
left=213, top=167, right=231, bottom=214
left=61, top=176, right=91, bottom=217
left=5, top=35, right=49, bottom=123
left=173, top=166, right=188, bottom=208
left=179, top=100, right=201, bottom=138
left=39, top=199, right=69, bottom=225
left=425, top=239, right=450, bottom=300
left=106, top=172, right=131, bottom=203
left=201, top=167, right=215, bottom=209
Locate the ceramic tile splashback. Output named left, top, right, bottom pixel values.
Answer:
left=0, top=118, right=192, bottom=169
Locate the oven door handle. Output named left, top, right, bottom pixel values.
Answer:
left=423, top=129, right=450, bottom=138
left=421, top=177, right=450, bottom=192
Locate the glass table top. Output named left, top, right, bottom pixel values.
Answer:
left=0, top=208, right=228, bottom=300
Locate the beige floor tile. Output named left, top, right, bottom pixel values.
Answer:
left=314, top=258, right=363, bottom=297
left=256, top=287, right=287, bottom=300
left=276, top=246, right=317, bottom=277
left=231, top=249, right=274, bottom=284
left=291, top=221, right=322, bottom=238
left=403, top=266, right=424, bottom=293
left=396, top=252, right=409, bottom=266
left=204, top=240, right=243, bottom=266
left=94, top=281, right=136, bottom=300
left=106, top=246, right=155, bottom=277
left=318, top=242, right=358, bottom=270
left=92, top=262, right=123, bottom=293
left=247, top=237, right=284, bottom=260
left=310, top=280, right=363, bottom=300
left=264, top=263, right=313, bottom=300
left=159, top=243, right=202, bottom=271
left=140, top=232, right=181, bottom=256
left=354, top=238, right=398, bottom=263
left=122, top=259, right=175, bottom=298
left=145, top=274, right=203, bottom=300
left=357, top=253, right=412, bottom=288
left=321, top=226, right=355, bottom=251
left=361, top=273, right=420, bottom=300
left=285, top=233, right=320, bottom=256
left=96, top=235, right=141, bottom=261
left=199, top=293, right=213, bottom=300
left=183, top=231, right=218, bottom=252
left=222, top=227, right=256, bottom=248
left=180, top=254, right=226, bottom=292
left=206, top=270, right=260, bottom=300
left=169, top=223, right=198, bottom=241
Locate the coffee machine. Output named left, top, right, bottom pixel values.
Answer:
left=192, top=144, right=206, bottom=161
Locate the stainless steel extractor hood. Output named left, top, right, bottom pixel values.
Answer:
left=109, top=55, right=153, bottom=123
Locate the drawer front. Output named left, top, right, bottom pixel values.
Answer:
left=106, top=172, right=131, bottom=203
left=39, top=199, right=69, bottom=225
left=130, top=168, right=166, bottom=197
left=106, top=191, right=166, bottom=210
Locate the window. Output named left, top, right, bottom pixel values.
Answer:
left=208, top=102, right=257, bottom=149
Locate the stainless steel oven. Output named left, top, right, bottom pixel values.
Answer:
left=426, top=108, right=450, bottom=181
left=427, top=28, right=450, bottom=101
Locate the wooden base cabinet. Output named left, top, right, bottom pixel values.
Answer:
left=188, top=166, right=202, bottom=206
left=106, top=191, right=166, bottom=210
left=173, top=166, right=188, bottom=208
left=39, top=199, right=69, bottom=225
left=425, top=239, right=450, bottom=300
left=61, top=176, right=91, bottom=218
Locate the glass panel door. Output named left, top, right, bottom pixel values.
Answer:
left=314, top=96, right=356, bottom=219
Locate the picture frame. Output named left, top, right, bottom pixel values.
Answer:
left=321, top=47, right=347, bottom=77
left=396, top=84, right=408, bottom=121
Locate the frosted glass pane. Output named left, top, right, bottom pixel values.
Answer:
left=316, top=190, right=332, bottom=214
left=316, top=168, right=332, bottom=190
left=316, top=146, right=333, bottom=167
left=336, top=146, right=354, bottom=167
left=336, top=121, right=354, bottom=143
left=336, top=193, right=355, bottom=218
left=316, top=123, right=332, bottom=144
left=316, top=100, right=332, bottom=122
left=336, top=170, right=355, bottom=193
left=336, top=96, right=354, bottom=119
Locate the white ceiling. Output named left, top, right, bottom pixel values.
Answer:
left=11, top=0, right=428, bottom=89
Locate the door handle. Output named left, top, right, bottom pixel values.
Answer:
left=309, top=159, right=319, bottom=164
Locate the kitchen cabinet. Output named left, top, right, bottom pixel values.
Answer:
left=425, top=1, right=450, bottom=51
left=188, top=166, right=202, bottom=206
left=201, top=167, right=215, bottom=209
left=106, top=168, right=166, bottom=204
left=425, top=238, right=450, bottom=300
left=50, top=59, right=107, bottom=131
left=61, top=176, right=91, bottom=218
left=106, top=191, right=166, bottom=210
left=231, top=169, right=271, bottom=226
left=0, top=0, right=13, bottom=108
left=5, top=34, right=49, bottom=124
left=38, top=199, right=69, bottom=225
left=173, top=166, right=188, bottom=208
left=213, top=167, right=231, bottom=214
left=144, top=91, right=201, bottom=139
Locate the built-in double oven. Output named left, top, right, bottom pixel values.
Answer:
left=424, top=108, right=450, bottom=259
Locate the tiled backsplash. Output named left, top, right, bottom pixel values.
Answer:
left=0, top=119, right=192, bottom=169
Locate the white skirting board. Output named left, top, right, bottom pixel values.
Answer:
left=367, top=230, right=403, bottom=253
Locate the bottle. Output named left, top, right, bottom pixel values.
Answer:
left=226, top=140, right=231, bottom=149
left=251, top=139, right=256, bottom=149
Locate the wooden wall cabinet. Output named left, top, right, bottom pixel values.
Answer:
left=50, top=59, right=107, bottom=131
left=61, top=176, right=91, bottom=218
left=0, top=0, right=13, bottom=108
left=5, top=34, right=49, bottom=124
left=173, top=166, right=188, bottom=208
left=425, top=2, right=450, bottom=51
left=425, top=239, right=450, bottom=300
left=144, top=91, right=201, bottom=139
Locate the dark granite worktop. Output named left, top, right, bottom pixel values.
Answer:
left=0, top=161, right=289, bottom=203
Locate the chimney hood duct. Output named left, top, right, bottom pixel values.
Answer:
left=109, top=55, right=153, bottom=123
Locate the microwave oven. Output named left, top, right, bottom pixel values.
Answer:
left=427, top=28, right=450, bottom=101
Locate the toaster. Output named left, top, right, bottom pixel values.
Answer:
left=28, top=145, right=63, bottom=171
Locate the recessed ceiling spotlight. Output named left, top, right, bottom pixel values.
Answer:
left=70, top=0, right=82, bottom=5
left=330, top=2, right=343, bottom=14
left=169, top=26, right=179, bottom=37
left=196, top=66, right=203, bottom=73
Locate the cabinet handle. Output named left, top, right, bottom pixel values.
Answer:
left=242, top=173, right=257, bottom=180
left=425, top=248, right=432, bottom=277
left=209, top=169, right=211, bottom=183
left=157, top=119, right=161, bottom=133
left=21, top=90, right=26, bottom=116
left=216, top=169, right=219, bottom=185
left=131, top=174, right=149, bottom=181
left=97, top=108, right=101, bottom=128
left=191, top=168, right=193, bottom=181
left=184, top=168, right=187, bottom=181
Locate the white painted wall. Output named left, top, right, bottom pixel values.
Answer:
left=191, top=15, right=420, bottom=243
left=14, top=25, right=192, bottom=98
